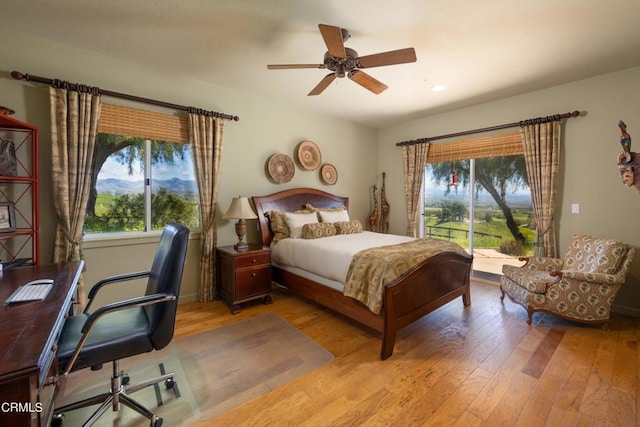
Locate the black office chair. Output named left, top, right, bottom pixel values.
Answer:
left=53, top=223, right=189, bottom=427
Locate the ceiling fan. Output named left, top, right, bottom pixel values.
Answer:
left=267, top=24, right=417, bottom=96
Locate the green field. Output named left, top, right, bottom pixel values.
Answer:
left=424, top=207, right=534, bottom=256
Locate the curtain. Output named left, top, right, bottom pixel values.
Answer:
left=189, top=111, right=224, bottom=302
left=50, top=84, right=102, bottom=308
left=520, top=120, right=561, bottom=258
left=402, top=143, right=429, bottom=237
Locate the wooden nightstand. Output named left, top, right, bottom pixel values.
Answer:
left=215, top=244, right=273, bottom=314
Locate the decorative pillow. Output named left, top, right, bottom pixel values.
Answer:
left=334, top=219, right=363, bottom=235
left=284, top=212, right=319, bottom=239
left=302, top=222, right=337, bottom=239
left=319, top=209, right=350, bottom=223
left=267, top=209, right=311, bottom=243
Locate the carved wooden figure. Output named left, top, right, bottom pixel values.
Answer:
left=368, top=184, right=379, bottom=232
left=379, top=172, right=389, bottom=234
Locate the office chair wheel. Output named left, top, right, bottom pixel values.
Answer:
left=122, top=373, right=130, bottom=385
left=165, top=378, right=175, bottom=389
left=153, top=417, right=163, bottom=427
left=51, top=414, right=63, bottom=427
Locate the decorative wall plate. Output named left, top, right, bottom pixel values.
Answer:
left=320, top=163, right=338, bottom=185
left=296, top=140, right=322, bottom=171
left=267, top=153, right=295, bottom=184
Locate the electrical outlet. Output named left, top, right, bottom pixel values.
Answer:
left=571, top=203, right=580, bottom=214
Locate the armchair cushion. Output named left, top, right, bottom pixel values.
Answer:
left=502, top=265, right=557, bottom=294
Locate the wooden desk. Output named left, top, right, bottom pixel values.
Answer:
left=0, top=261, right=84, bottom=427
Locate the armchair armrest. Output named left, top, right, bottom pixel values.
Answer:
left=522, top=256, right=564, bottom=271
left=61, top=292, right=176, bottom=377
left=84, top=270, right=151, bottom=313
left=551, top=270, right=626, bottom=285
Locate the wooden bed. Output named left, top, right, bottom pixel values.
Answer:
left=252, top=187, right=473, bottom=360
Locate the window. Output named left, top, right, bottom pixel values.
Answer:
left=422, top=131, right=534, bottom=280
left=84, top=104, right=199, bottom=234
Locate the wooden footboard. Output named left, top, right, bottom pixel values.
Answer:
left=380, top=251, right=473, bottom=360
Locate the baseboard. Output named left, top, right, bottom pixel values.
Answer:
left=178, top=293, right=198, bottom=303
left=612, top=303, right=640, bottom=318
left=472, top=270, right=501, bottom=285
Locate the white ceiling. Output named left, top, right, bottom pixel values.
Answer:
left=3, top=0, right=640, bottom=128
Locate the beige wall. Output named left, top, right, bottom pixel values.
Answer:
left=377, top=66, right=640, bottom=316
left=0, top=28, right=377, bottom=304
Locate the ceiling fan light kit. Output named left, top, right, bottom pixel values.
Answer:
left=267, top=24, right=416, bottom=96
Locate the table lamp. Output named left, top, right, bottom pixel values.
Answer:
left=222, top=197, right=257, bottom=252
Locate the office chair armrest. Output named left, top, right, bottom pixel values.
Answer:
left=82, top=293, right=175, bottom=334
left=61, top=293, right=176, bottom=376
left=84, top=270, right=152, bottom=313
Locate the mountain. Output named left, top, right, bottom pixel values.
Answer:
left=426, top=184, right=532, bottom=209
left=96, top=177, right=198, bottom=195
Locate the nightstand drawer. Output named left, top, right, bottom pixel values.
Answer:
left=235, top=267, right=272, bottom=298
left=236, top=251, right=270, bottom=269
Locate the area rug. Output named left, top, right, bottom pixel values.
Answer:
left=55, top=313, right=334, bottom=426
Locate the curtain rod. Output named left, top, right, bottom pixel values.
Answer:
left=395, top=110, right=581, bottom=147
left=11, top=71, right=240, bottom=122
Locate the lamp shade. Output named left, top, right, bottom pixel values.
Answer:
left=222, top=197, right=257, bottom=220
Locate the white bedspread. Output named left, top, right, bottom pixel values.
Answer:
left=270, top=231, right=415, bottom=284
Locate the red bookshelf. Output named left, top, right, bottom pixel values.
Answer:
left=0, top=113, right=39, bottom=266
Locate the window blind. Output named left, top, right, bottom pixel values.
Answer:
left=98, top=103, right=189, bottom=143
left=426, top=130, right=523, bottom=163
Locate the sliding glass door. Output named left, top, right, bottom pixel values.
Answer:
left=423, top=155, right=534, bottom=281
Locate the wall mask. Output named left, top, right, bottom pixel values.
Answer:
left=616, top=120, right=640, bottom=196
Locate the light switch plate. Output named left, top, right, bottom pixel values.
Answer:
left=571, top=203, right=580, bottom=214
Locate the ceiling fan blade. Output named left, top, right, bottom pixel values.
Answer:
left=348, top=70, right=388, bottom=94
left=267, top=64, right=325, bottom=70
left=357, top=47, right=417, bottom=68
left=308, top=73, right=337, bottom=96
left=318, top=24, right=346, bottom=58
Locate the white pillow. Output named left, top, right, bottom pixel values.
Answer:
left=284, top=212, right=319, bottom=239
left=319, top=209, right=350, bottom=223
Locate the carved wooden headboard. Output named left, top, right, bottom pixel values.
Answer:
left=252, top=187, right=349, bottom=247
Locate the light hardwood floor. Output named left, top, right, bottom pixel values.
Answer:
left=174, top=280, right=638, bottom=426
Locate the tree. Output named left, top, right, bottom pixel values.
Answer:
left=439, top=201, right=467, bottom=223
left=151, top=188, right=199, bottom=229
left=428, top=155, right=529, bottom=243
left=87, top=133, right=189, bottom=217
left=83, top=188, right=199, bottom=232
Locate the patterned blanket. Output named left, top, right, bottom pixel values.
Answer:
left=342, top=238, right=469, bottom=314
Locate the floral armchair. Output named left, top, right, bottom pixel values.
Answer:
left=500, top=234, right=636, bottom=328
